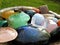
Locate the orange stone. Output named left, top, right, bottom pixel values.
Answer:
left=1, top=10, right=15, bottom=19
left=57, top=20, right=60, bottom=26
left=33, top=8, right=41, bottom=13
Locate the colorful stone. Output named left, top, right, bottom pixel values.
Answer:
left=39, top=5, right=49, bottom=14
left=33, top=8, right=40, bottom=13
left=46, top=20, right=58, bottom=33
left=52, top=18, right=58, bottom=23
left=8, top=12, right=30, bottom=29
left=24, top=10, right=36, bottom=23
left=0, top=27, right=18, bottom=43
left=24, top=10, right=36, bottom=17
left=1, top=10, right=16, bottom=19
left=16, top=26, right=50, bottom=43
left=57, top=20, right=60, bottom=26
left=0, top=20, right=8, bottom=27
left=31, top=13, right=45, bottom=26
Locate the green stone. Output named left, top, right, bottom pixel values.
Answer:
left=0, top=20, right=8, bottom=27
left=8, top=12, right=30, bottom=29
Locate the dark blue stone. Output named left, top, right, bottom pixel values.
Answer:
left=16, top=25, right=50, bottom=43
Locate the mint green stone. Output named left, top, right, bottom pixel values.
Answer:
left=8, top=12, right=30, bottom=29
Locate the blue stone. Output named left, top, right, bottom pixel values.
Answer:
left=16, top=25, right=50, bottom=43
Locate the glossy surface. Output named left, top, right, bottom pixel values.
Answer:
left=24, top=10, right=36, bottom=17
left=16, top=26, right=50, bottom=43
left=24, top=10, right=36, bottom=23
left=8, top=12, right=30, bottom=29
left=1, top=10, right=15, bottom=19
left=33, top=8, right=40, bottom=13
left=0, top=20, right=8, bottom=27
left=46, top=20, right=58, bottom=33
left=31, top=13, right=45, bottom=26
left=52, top=18, right=58, bottom=23
left=57, top=20, right=60, bottom=26
left=39, top=5, right=49, bottom=14
left=0, top=27, right=18, bottom=43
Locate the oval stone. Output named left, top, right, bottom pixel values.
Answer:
left=1, top=10, right=16, bottom=19
left=0, top=20, right=8, bottom=27
left=0, top=27, right=18, bottom=43
left=8, top=12, right=30, bottom=29
left=31, top=13, right=45, bottom=26
left=16, top=25, right=50, bottom=43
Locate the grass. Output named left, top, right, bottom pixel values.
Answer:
left=0, top=0, right=60, bottom=14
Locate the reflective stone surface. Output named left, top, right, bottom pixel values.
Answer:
left=24, top=10, right=36, bottom=23
left=31, top=13, right=45, bottom=26
left=8, top=12, right=30, bottom=29
left=57, top=20, right=60, bottom=26
left=0, top=27, right=18, bottom=43
left=1, top=10, right=16, bottom=19
left=0, top=20, right=8, bottom=27
left=46, top=20, right=58, bottom=33
left=16, top=25, right=50, bottom=43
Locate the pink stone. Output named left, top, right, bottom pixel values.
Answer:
left=46, top=20, right=58, bottom=33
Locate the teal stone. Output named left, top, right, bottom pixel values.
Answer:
left=0, top=20, right=8, bottom=27
left=8, top=12, right=30, bottom=29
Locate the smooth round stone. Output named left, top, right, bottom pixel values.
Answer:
left=0, top=27, right=18, bottom=43
left=33, top=8, right=40, bottom=13
left=1, top=10, right=16, bottom=19
left=16, top=26, right=50, bottom=43
left=52, top=18, right=58, bottom=23
left=31, top=13, right=45, bottom=26
left=39, top=5, right=49, bottom=14
left=57, top=20, right=60, bottom=26
left=24, top=10, right=36, bottom=17
left=0, top=20, right=8, bottom=27
left=46, top=20, right=58, bottom=33
left=8, top=12, right=30, bottom=29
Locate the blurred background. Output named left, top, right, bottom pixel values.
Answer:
left=0, top=0, right=60, bottom=14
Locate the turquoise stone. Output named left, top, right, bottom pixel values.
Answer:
left=8, top=12, right=30, bottom=29
left=0, top=20, right=8, bottom=27
left=16, top=25, right=50, bottom=43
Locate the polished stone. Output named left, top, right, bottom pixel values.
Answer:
left=1, top=10, right=16, bottom=19
left=31, top=13, right=45, bottom=26
left=0, top=27, right=18, bottom=43
left=0, top=20, right=8, bottom=27
left=8, top=12, right=30, bottom=29
left=16, top=25, right=50, bottom=43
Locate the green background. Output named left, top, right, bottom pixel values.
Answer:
left=0, top=0, right=60, bottom=14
